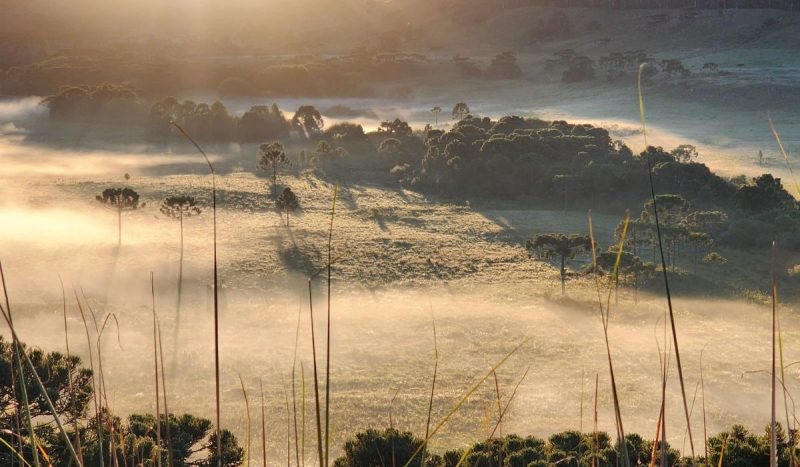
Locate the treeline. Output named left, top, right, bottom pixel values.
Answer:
left=38, top=90, right=800, bottom=251
left=2, top=50, right=525, bottom=98
left=335, top=425, right=796, bottom=466
left=506, top=0, right=800, bottom=9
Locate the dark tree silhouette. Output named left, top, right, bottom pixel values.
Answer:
left=291, top=105, right=324, bottom=137
left=275, top=187, right=300, bottom=227
left=452, top=102, right=470, bottom=121
left=96, top=187, right=142, bottom=245
left=160, top=195, right=202, bottom=325
left=258, top=142, right=291, bottom=198
left=431, top=106, right=442, bottom=126
left=314, top=140, right=347, bottom=171
left=526, top=233, right=592, bottom=295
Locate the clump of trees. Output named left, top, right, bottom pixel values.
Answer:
left=0, top=337, right=243, bottom=467
left=335, top=423, right=799, bottom=467
left=41, top=84, right=145, bottom=123
left=485, top=52, right=524, bottom=79
left=148, top=98, right=294, bottom=142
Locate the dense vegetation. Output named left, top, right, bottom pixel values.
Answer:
left=333, top=424, right=799, bottom=467
left=3, top=337, right=797, bottom=466
left=36, top=90, right=800, bottom=254
left=0, top=337, right=243, bottom=466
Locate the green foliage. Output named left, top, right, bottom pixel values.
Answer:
left=332, top=428, right=428, bottom=467
left=1, top=338, right=241, bottom=467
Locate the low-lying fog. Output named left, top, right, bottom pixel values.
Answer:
left=1, top=96, right=798, bottom=463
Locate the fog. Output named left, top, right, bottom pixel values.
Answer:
left=1, top=96, right=795, bottom=462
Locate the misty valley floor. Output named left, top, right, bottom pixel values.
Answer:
left=0, top=167, right=793, bottom=460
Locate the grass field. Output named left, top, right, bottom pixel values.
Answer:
left=1, top=160, right=795, bottom=462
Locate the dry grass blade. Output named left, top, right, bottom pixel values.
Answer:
left=457, top=366, right=531, bottom=467
left=701, top=349, right=709, bottom=466
left=768, top=115, right=800, bottom=197
left=301, top=362, right=306, bottom=467
left=151, top=274, right=162, bottom=467
left=638, top=63, right=695, bottom=457
left=169, top=121, right=222, bottom=467
left=1, top=261, right=58, bottom=467
left=588, top=211, right=630, bottom=466
left=157, top=319, right=174, bottom=467
left=292, top=307, right=302, bottom=467
left=324, top=183, right=338, bottom=467
left=74, top=292, right=103, bottom=467
left=59, top=276, right=83, bottom=465
left=401, top=339, right=527, bottom=467
left=0, top=303, right=81, bottom=465
left=421, top=318, right=439, bottom=467
left=261, top=380, right=267, bottom=467
left=593, top=373, right=599, bottom=467
left=771, top=242, right=777, bottom=467
left=718, top=433, right=729, bottom=467
left=0, top=433, right=33, bottom=467
left=239, top=375, right=251, bottom=467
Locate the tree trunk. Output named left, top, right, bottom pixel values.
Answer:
left=560, top=255, right=566, bottom=296
left=273, top=165, right=278, bottom=198
left=177, top=210, right=184, bottom=322
left=118, top=204, right=122, bottom=246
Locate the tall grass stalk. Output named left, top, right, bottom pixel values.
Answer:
left=638, top=64, right=695, bottom=456
left=400, top=339, right=527, bottom=467
left=0, top=434, right=32, bottom=467
left=588, top=211, right=630, bottom=467
left=2, top=260, right=24, bottom=467
left=0, top=263, right=39, bottom=467
left=493, top=372, right=502, bottom=438
left=157, top=319, right=174, bottom=467
left=75, top=292, right=103, bottom=467
left=324, top=183, right=339, bottom=467
left=292, top=307, right=302, bottom=467
left=239, top=375, right=251, bottom=467
left=455, top=367, right=529, bottom=467
left=170, top=121, right=222, bottom=467
left=421, top=319, right=439, bottom=467
left=579, top=370, right=585, bottom=433
left=769, top=113, right=799, bottom=467
left=261, top=380, right=267, bottom=467
left=284, top=389, right=291, bottom=467
left=701, top=349, right=709, bottom=466
left=0, top=280, right=81, bottom=464
left=151, top=274, right=162, bottom=467
left=59, top=277, right=83, bottom=465
left=593, top=373, right=598, bottom=467
left=768, top=115, right=800, bottom=197
left=307, top=238, right=344, bottom=467
left=487, top=367, right=529, bottom=441
left=771, top=241, right=778, bottom=467
left=96, top=312, right=122, bottom=467
left=301, top=362, right=306, bottom=467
